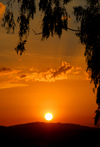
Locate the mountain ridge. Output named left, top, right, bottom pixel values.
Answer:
left=0, top=122, right=100, bottom=147
left=0, top=121, right=97, bottom=129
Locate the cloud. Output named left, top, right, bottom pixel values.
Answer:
left=84, top=71, right=91, bottom=80
left=0, top=2, right=6, bottom=19
left=0, top=67, right=22, bottom=84
left=0, top=83, right=28, bottom=89
left=0, top=62, right=81, bottom=84
left=73, top=71, right=79, bottom=75
left=72, top=67, right=82, bottom=75
left=29, top=67, right=39, bottom=72
left=20, top=74, right=27, bottom=79
left=51, top=62, right=72, bottom=77
left=0, top=67, right=12, bottom=72
left=17, top=62, right=73, bottom=82
left=0, top=67, right=21, bottom=75
left=76, top=67, right=82, bottom=70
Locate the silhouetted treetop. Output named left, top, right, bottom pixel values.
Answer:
left=86, top=0, right=100, bottom=5
left=2, top=0, right=73, bottom=54
left=74, top=0, right=100, bottom=126
left=39, top=0, right=71, bottom=12
left=74, top=1, right=100, bottom=88
left=2, top=10, right=16, bottom=33
left=39, top=0, right=71, bottom=39
left=2, top=0, right=36, bottom=55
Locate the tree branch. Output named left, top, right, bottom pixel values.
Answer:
left=32, top=27, right=79, bottom=35
left=67, top=27, right=79, bottom=31
left=32, top=29, right=42, bottom=35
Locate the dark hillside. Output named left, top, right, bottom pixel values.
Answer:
left=0, top=122, right=100, bottom=147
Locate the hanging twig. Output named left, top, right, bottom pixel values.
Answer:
left=32, top=27, right=79, bottom=35
left=32, top=29, right=42, bottom=35
left=67, top=27, right=79, bottom=32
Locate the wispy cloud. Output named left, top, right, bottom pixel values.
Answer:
left=51, top=62, right=72, bottom=78
left=0, top=67, right=21, bottom=75
left=19, top=74, right=27, bottom=79
left=73, top=71, right=79, bottom=75
left=84, top=71, right=91, bottom=80
left=17, top=62, right=74, bottom=82
left=0, top=62, right=83, bottom=85
left=0, top=67, right=12, bottom=72
left=73, top=67, right=82, bottom=75
left=76, top=67, right=82, bottom=70
left=29, top=67, right=39, bottom=72
left=0, top=2, right=6, bottom=19
left=0, top=67, right=22, bottom=87
left=0, top=83, right=28, bottom=89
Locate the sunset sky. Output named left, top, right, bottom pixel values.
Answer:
left=0, top=0, right=97, bottom=127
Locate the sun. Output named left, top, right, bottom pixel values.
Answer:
left=45, top=113, right=53, bottom=121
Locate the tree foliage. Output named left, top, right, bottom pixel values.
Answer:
left=39, top=0, right=71, bottom=39
left=1, top=0, right=72, bottom=54
left=2, top=0, right=36, bottom=55
left=73, top=0, right=100, bottom=126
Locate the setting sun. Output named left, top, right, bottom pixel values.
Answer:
left=45, top=113, right=53, bottom=121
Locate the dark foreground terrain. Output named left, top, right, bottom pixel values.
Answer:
left=0, top=122, right=100, bottom=147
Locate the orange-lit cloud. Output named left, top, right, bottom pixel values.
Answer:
left=0, top=83, right=28, bottom=89
left=0, top=67, right=27, bottom=89
left=0, top=67, right=22, bottom=85
left=0, top=63, right=82, bottom=84
left=73, top=71, right=79, bottom=75
left=76, top=67, right=82, bottom=70
left=0, top=2, right=6, bottom=19
left=84, top=71, right=91, bottom=80
left=51, top=62, right=72, bottom=78
left=20, top=74, right=27, bottom=79
left=0, top=67, right=12, bottom=72
left=29, top=67, right=39, bottom=72
left=0, top=67, right=21, bottom=75
left=72, top=66, right=83, bottom=75
left=17, top=62, right=74, bottom=82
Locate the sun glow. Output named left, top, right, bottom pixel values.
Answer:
left=45, top=113, right=53, bottom=121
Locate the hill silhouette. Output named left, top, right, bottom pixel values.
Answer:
left=0, top=122, right=100, bottom=147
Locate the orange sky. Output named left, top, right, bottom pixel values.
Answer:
left=0, top=0, right=97, bottom=127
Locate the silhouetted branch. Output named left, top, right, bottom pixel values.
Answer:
left=67, top=27, right=79, bottom=31
left=32, top=27, right=79, bottom=35
left=32, top=29, right=42, bottom=35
